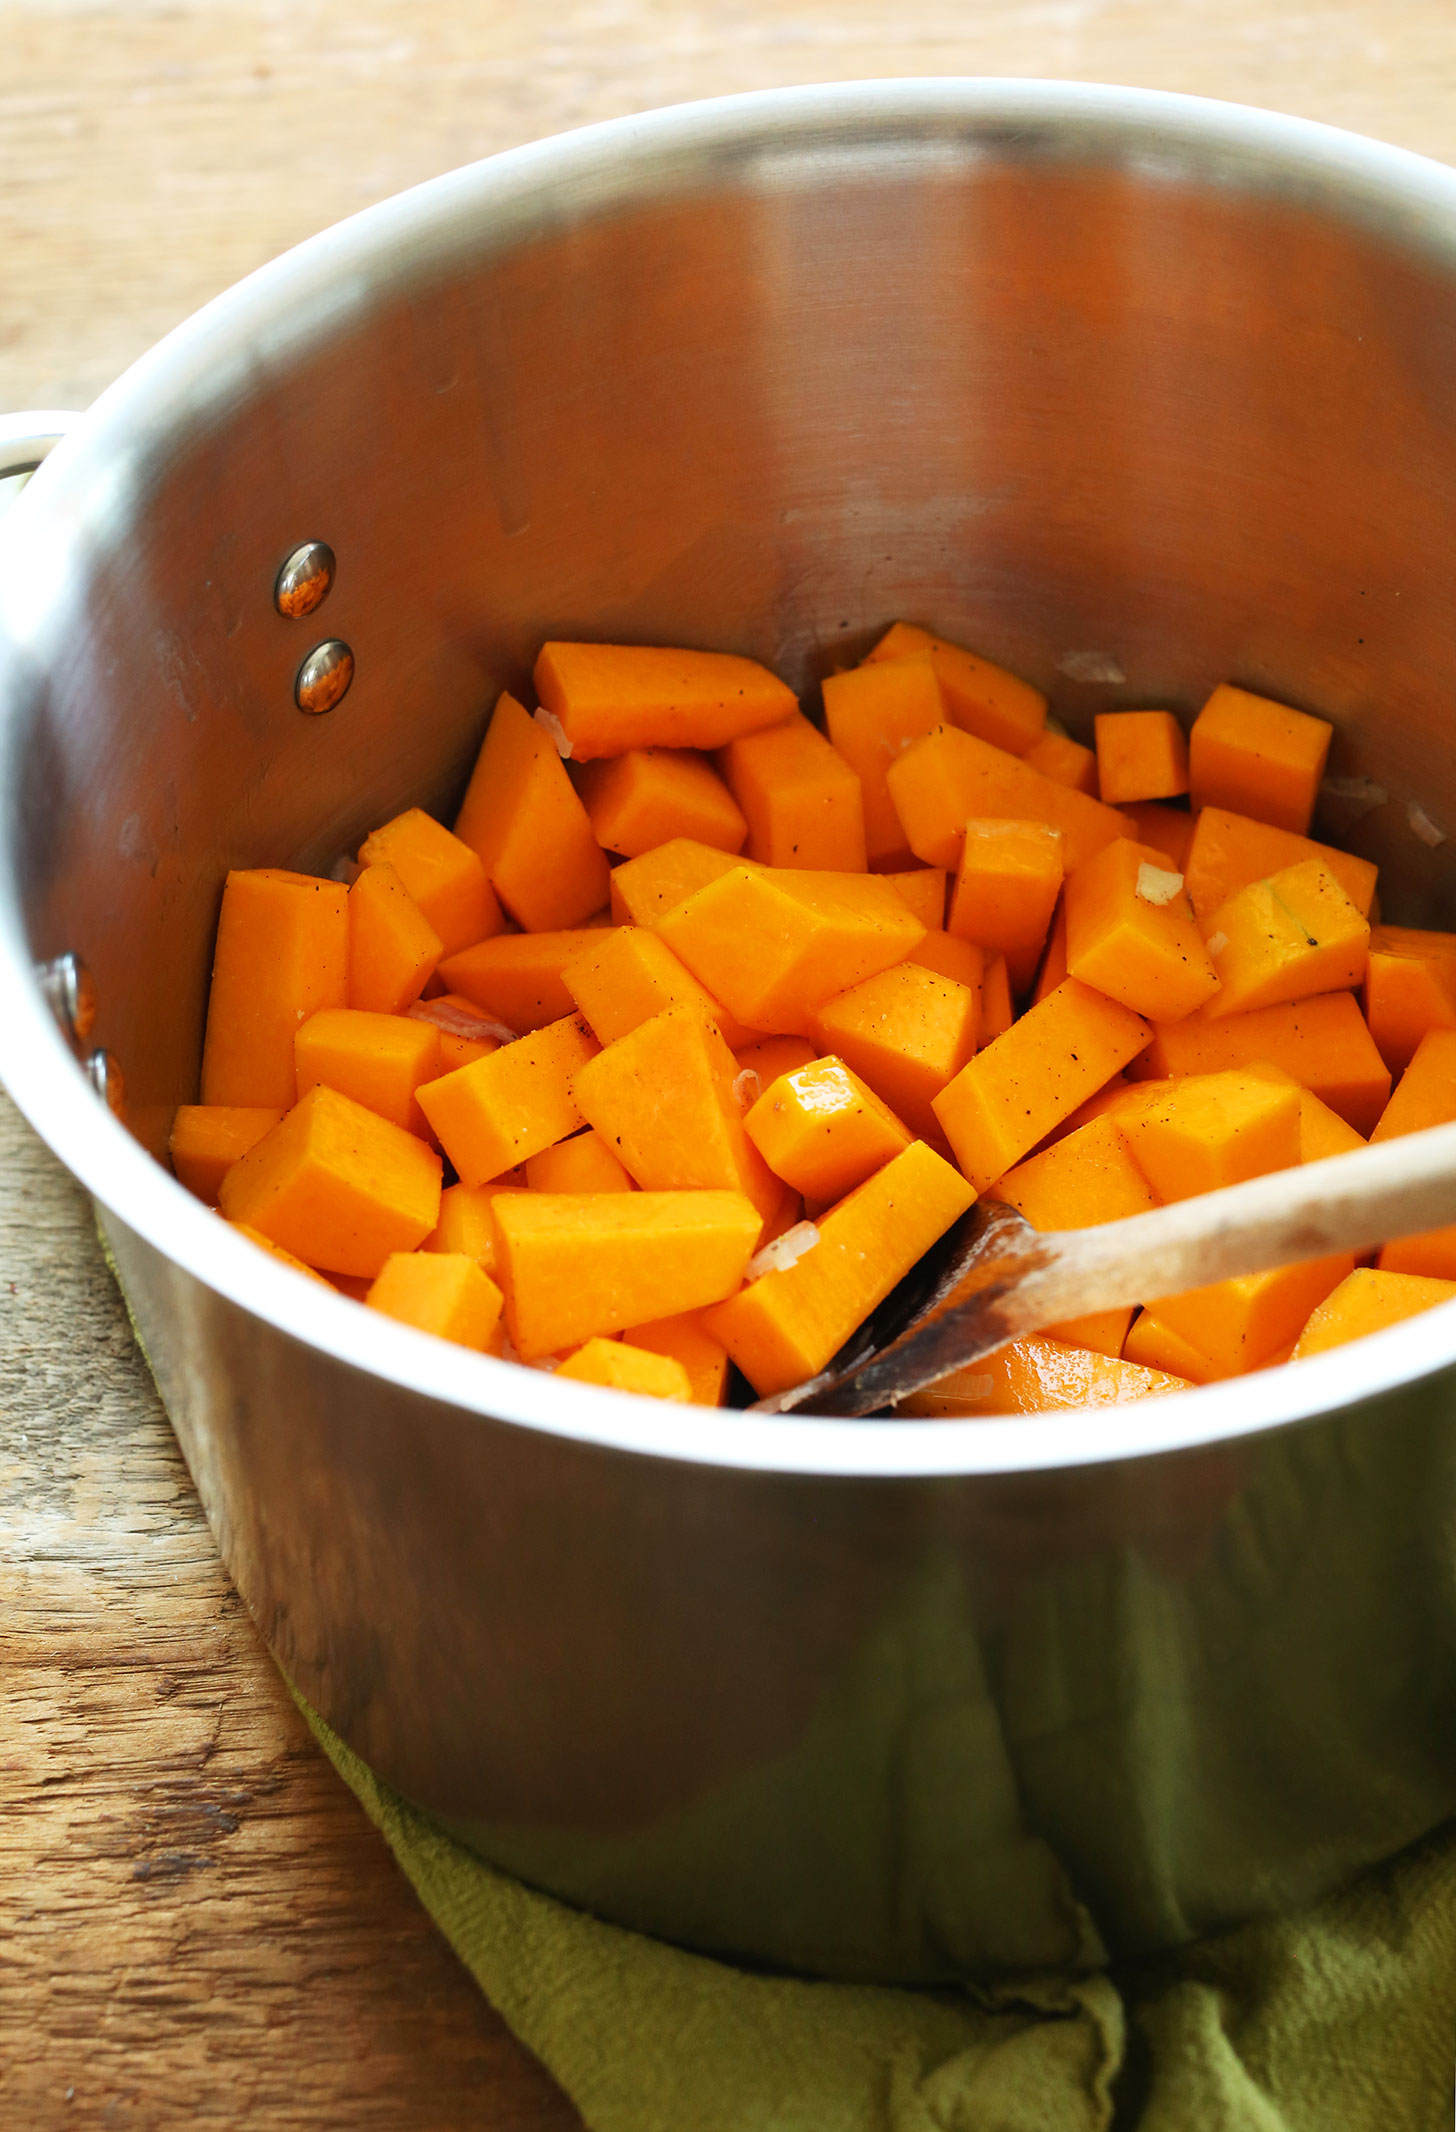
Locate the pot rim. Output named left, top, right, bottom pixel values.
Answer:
left=4, top=74, right=1456, bottom=1480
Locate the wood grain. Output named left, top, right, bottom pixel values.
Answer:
left=1, top=3, right=1453, bottom=2124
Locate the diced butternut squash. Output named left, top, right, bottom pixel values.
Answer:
left=864, top=622, right=1046, bottom=755
left=705, top=1140, right=976, bottom=1395
left=1189, top=683, right=1333, bottom=835
left=731, top=1035, right=818, bottom=1095
left=1123, top=1310, right=1222, bottom=1385
left=990, top=1115, right=1159, bottom=1230
left=454, top=691, right=610, bottom=929
left=718, top=712, right=867, bottom=872
left=1153, top=1254, right=1356, bottom=1379
left=980, top=955, right=1014, bottom=1042
left=1033, top=895, right=1068, bottom=1005
left=1291, top=1268, right=1456, bottom=1358
left=295, top=1008, right=441, bottom=1138
left=1119, top=1071, right=1301, bottom=1202
left=230, top=1222, right=337, bottom=1288
left=1370, top=1028, right=1456, bottom=1142
left=533, top=642, right=798, bottom=759
left=1064, top=838, right=1219, bottom=1021
left=357, top=808, right=504, bottom=956
left=1376, top=1229, right=1456, bottom=1282
left=422, top=1177, right=527, bottom=1270
left=888, top=723, right=1131, bottom=875
left=1132, top=992, right=1391, bottom=1135
left=417, top=1014, right=598, bottom=1186
left=1363, top=925, right=1456, bottom=1071
left=1183, top=806, right=1376, bottom=922
left=218, top=1084, right=441, bottom=1277
left=1122, top=802, right=1195, bottom=871
left=555, top=1336, right=692, bottom=1400
left=906, top=929, right=984, bottom=997
left=745, top=1055, right=912, bottom=1202
left=575, top=747, right=747, bottom=858
left=201, top=869, right=349, bottom=1108
left=815, top=962, right=979, bottom=1141
left=879, top=869, right=948, bottom=930
left=1201, top=858, right=1369, bottom=1017
left=493, top=1189, right=763, bottom=1358
left=366, top=1250, right=505, bottom=1351
left=170, top=1105, right=283, bottom=1203
left=933, top=979, right=1151, bottom=1191
left=625, top=1310, right=731, bottom=1406
left=898, top=1335, right=1191, bottom=1416
left=348, top=862, right=442, bottom=1016
left=572, top=1006, right=778, bottom=1221
left=439, top=930, right=606, bottom=1033
left=525, top=1129, right=634, bottom=1194
left=1024, top=729, right=1098, bottom=795
left=656, top=865, right=924, bottom=1038
left=607, top=838, right=754, bottom=926
left=562, top=926, right=750, bottom=1048
left=1241, top=1062, right=1369, bottom=1163
left=947, top=819, right=1065, bottom=994
left=822, top=655, right=945, bottom=866
left=1094, top=711, right=1189, bottom=804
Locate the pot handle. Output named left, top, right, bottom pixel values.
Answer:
left=0, top=410, right=83, bottom=481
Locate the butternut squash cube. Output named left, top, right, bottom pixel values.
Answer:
left=822, top=655, right=944, bottom=865
left=905, top=929, right=984, bottom=997
left=1122, top=801, right=1195, bottom=871
left=705, top=1140, right=976, bottom=1396
left=1376, top=1229, right=1456, bottom=1282
left=348, top=862, right=442, bottom=1015
left=1363, top=924, right=1456, bottom=1071
left=1094, top=710, right=1189, bottom=804
left=1152, top=1253, right=1356, bottom=1379
left=170, top=1105, right=283, bottom=1203
left=718, top=712, right=867, bottom=872
left=879, top=868, right=948, bottom=930
left=439, top=930, right=606, bottom=1034
left=863, top=622, right=1046, bottom=756
left=624, top=1310, right=731, bottom=1406
left=562, top=925, right=751, bottom=1049
left=357, top=807, right=504, bottom=956
left=886, top=723, right=1132, bottom=873
left=417, top=1013, right=598, bottom=1185
left=744, top=1055, right=912, bottom=1202
left=1119, top=1071, right=1301, bottom=1202
left=1188, top=682, right=1333, bottom=835
left=1201, top=858, right=1370, bottom=1017
left=898, top=1336, right=1191, bottom=1416
left=990, top=1115, right=1159, bottom=1230
left=200, top=869, right=349, bottom=1108
left=575, top=747, right=747, bottom=858
left=218, top=1084, right=442, bottom=1277
left=980, top=954, right=1014, bottom=1043
left=1241, top=1062, right=1368, bottom=1163
left=422, top=1177, right=527, bottom=1270
left=814, top=962, right=979, bottom=1141
left=607, top=837, right=756, bottom=926
left=525, top=1129, right=634, bottom=1194
left=295, top=1008, right=441, bottom=1138
left=1024, top=729, right=1098, bottom=795
left=1291, top=1267, right=1456, bottom=1358
left=533, top=641, right=798, bottom=759
left=1064, top=838, right=1219, bottom=1021
left=1123, top=1310, right=1222, bottom=1385
left=1183, top=806, right=1376, bottom=922
left=493, top=1189, right=763, bottom=1359
left=366, top=1250, right=505, bottom=1351
left=1370, top=1028, right=1456, bottom=1142
left=947, top=819, right=1065, bottom=993
left=1032, top=895, right=1069, bottom=1004
left=731, top=1035, right=818, bottom=1095
left=1132, top=993, right=1390, bottom=1134
left=454, top=691, right=610, bottom=929
left=555, top=1336, right=692, bottom=1401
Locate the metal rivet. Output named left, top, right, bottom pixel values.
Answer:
left=275, top=540, right=336, bottom=619
left=83, top=1049, right=126, bottom=1120
left=37, top=951, right=97, bottom=1047
left=295, top=638, right=354, bottom=715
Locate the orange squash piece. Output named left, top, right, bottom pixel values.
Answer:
left=718, top=712, right=867, bottom=872
left=1122, top=802, right=1195, bottom=871
left=438, top=930, right=606, bottom=1034
left=1032, top=895, right=1068, bottom=1005
left=575, top=747, right=747, bottom=858
left=886, top=723, right=1132, bottom=873
left=170, top=1105, right=284, bottom=1203
left=366, top=1251, right=505, bottom=1352
left=933, top=978, right=1151, bottom=1191
left=947, top=820, right=1065, bottom=994
left=417, top=1013, right=597, bottom=1186
left=731, top=1035, right=818, bottom=1095
left=822, top=655, right=945, bottom=865
left=1023, top=729, right=1098, bottom=795
left=357, top=807, right=504, bottom=956
left=555, top=1336, right=692, bottom=1400
left=348, top=862, right=442, bottom=1016
left=200, top=869, right=350, bottom=1108
left=1122, top=1310, right=1223, bottom=1385
left=905, top=929, right=984, bottom=998
left=1182, top=807, right=1376, bottom=923
left=1188, top=682, right=1333, bottom=835
left=493, top=1188, right=762, bottom=1359
left=218, top=1084, right=442, bottom=1277
left=656, top=865, right=924, bottom=1038
left=1151, top=1253, right=1357, bottom=1380
left=1291, top=1267, right=1456, bottom=1358
left=705, top=1140, right=976, bottom=1396
left=899, top=1336, right=1191, bottom=1416
left=525, top=1129, right=634, bottom=1194
left=879, top=868, right=948, bottom=930
left=1120, top=1071, right=1301, bottom=1202
left=1201, top=858, right=1369, bottom=1017
left=979, top=954, right=1014, bottom=1043
left=1063, top=839, right=1219, bottom=1022
left=607, top=838, right=756, bottom=926
left=454, top=691, right=610, bottom=929
left=572, top=1006, right=778, bottom=1222
left=745, top=1055, right=912, bottom=1202
left=1132, top=992, right=1390, bottom=1135
left=1376, top=1229, right=1456, bottom=1282
left=422, top=1176, right=526, bottom=1270
left=230, top=1223, right=337, bottom=1289
left=1370, top=1028, right=1456, bottom=1142
left=295, top=1008, right=441, bottom=1138
left=1363, top=924, right=1456, bottom=1072
left=815, top=962, right=979, bottom=1141
left=625, top=1310, right=731, bottom=1406
left=1094, top=711, right=1189, bottom=804
left=562, top=924, right=752, bottom=1050
left=863, top=622, right=1046, bottom=756
left=533, top=642, right=798, bottom=760
left=1241, top=1062, right=1368, bottom=1163
left=989, top=1114, right=1158, bottom=1359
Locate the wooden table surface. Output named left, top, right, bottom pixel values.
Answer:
left=3, top=4, right=1456, bottom=2125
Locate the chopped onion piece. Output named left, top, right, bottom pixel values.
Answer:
left=1409, top=801, right=1446, bottom=847
left=329, top=854, right=361, bottom=886
left=1057, top=649, right=1126, bottom=684
left=1136, top=862, right=1184, bottom=907
left=408, top=998, right=518, bottom=1044
left=1321, top=774, right=1388, bottom=812
left=1205, top=930, right=1229, bottom=957
left=745, top=1221, right=820, bottom=1281
left=534, top=706, right=573, bottom=759
left=732, top=1068, right=762, bottom=1110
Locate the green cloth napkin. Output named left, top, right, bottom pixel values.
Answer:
left=300, top=1697, right=1456, bottom=2131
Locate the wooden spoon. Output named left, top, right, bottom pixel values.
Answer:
left=752, top=1118, right=1456, bottom=1416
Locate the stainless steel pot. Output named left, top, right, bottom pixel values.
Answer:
left=5, top=80, right=1456, bottom=1985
